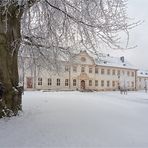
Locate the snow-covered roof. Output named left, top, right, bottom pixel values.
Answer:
left=137, top=70, right=148, bottom=77
left=87, top=52, right=137, bottom=70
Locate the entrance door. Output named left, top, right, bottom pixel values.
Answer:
left=81, top=80, right=85, bottom=90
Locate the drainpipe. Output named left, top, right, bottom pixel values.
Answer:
left=69, top=65, right=71, bottom=90
left=135, top=70, right=137, bottom=91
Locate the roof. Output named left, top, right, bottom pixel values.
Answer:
left=137, top=70, right=148, bottom=77
left=87, top=51, right=138, bottom=70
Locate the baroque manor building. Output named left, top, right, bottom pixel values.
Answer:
left=19, top=51, right=148, bottom=91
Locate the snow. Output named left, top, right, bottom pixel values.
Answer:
left=95, top=54, right=137, bottom=70
left=137, top=70, right=148, bottom=77
left=0, top=91, right=148, bottom=147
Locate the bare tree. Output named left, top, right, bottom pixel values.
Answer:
left=0, top=0, right=139, bottom=117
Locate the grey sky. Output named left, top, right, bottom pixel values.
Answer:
left=105, top=0, right=148, bottom=70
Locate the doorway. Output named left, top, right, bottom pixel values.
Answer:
left=81, top=80, right=85, bottom=90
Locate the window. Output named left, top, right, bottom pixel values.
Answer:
left=127, top=71, right=130, bottom=76
left=26, top=77, right=33, bottom=88
left=107, top=81, right=110, bottom=87
left=73, top=79, right=76, bottom=86
left=81, top=66, right=85, bottom=72
left=48, top=78, right=52, bottom=86
left=95, top=67, right=98, bottom=74
left=65, top=66, right=69, bottom=72
left=122, top=70, right=125, bottom=75
left=127, top=81, right=130, bottom=87
left=101, top=80, right=104, bottom=87
left=73, top=66, right=77, bottom=72
left=139, top=78, right=141, bottom=82
left=112, top=81, right=115, bottom=87
left=81, top=57, right=86, bottom=62
left=132, top=72, right=134, bottom=77
left=107, top=69, right=110, bottom=75
left=65, top=79, right=69, bottom=86
left=112, top=69, right=116, bottom=75
left=57, top=79, right=60, bottom=86
left=132, top=81, right=134, bottom=87
left=89, top=67, right=92, bottom=73
left=95, top=80, right=98, bottom=86
left=117, top=70, right=120, bottom=76
left=38, top=78, right=42, bottom=85
left=101, top=69, right=104, bottom=75
left=89, top=80, right=92, bottom=86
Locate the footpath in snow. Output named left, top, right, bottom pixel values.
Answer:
left=0, top=91, right=148, bottom=147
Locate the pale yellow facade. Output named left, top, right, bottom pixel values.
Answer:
left=21, top=51, right=137, bottom=91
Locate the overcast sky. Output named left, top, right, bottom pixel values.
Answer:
left=104, top=0, right=148, bottom=70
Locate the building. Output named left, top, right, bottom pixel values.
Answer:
left=137, top=70, right=148, bottom=90
left=19, top=51, right=139, bottom=91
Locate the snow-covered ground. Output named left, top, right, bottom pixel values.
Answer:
left=0, top=91, right=148, bottom=148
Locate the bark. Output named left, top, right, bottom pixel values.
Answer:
left=0, top=6, right=22, bottom=118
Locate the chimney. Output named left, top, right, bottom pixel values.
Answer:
left=120, top=56, right=124, bottom=63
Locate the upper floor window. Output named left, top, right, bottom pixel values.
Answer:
left=132, top=72, right=134, bottom=77
left=65, top=66, right=69, bottom=72
left=73, top=66, right=77, bottom=72
left=112, top=69, right=116, bottom=75
left=107, top=69, right=110, bottom=75
left=81, top=57, right=86, bottom=62
left=89, top=67, right=92, bottom=73
left=48, top=78, right=52, bottom=86
left=65, top=79, right=69, bottom=86
left=117, top=70, right=120, bottom=76
left=95, top=67, right=98, bottom=74
left=73, top=79, right=76, bottom=86
left=38, top=78, right=42, bottom=85
left=101, top=69, right=104, bottom=75
left=81, top=66, right=85, bottom=73
left=122, top=70, right=125, bottom=75
left=57, top=79, right=60, bottom=86
left=127, top=71, right=130, bottom=76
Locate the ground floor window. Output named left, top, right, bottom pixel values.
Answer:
left=65, top=79, right=69, bottom=86
left=27, top=77, right=33, bottom=88
left=89, top=80, right=92, bottom=86
left=112, top=81, right=115, bottom=87
left=101, top=80, right=104, bottom=87
left=73, top=79, right=76, bottom=86
left=95, top=80, right=98, bottom=86
left=107, top=81, right=110, bottom=87
left=48, top=78, right=52, bottom=86
left=57, top=79, right=60, bottom=86
left=38, top=78, right=42, bottom=85
left=132, top=81, right=134, bottom=87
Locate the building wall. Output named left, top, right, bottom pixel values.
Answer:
left=22, top=52, right=137, bottom=91
left=137, top=76, right=148, bottom=90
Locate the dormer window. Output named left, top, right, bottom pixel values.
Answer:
left=81, top=57, right=86, bottom=62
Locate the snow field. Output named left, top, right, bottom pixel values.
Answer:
left=0, top=91, right=148, bottom=147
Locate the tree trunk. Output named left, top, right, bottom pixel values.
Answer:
left=0, top=6, right=22, bottom=118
